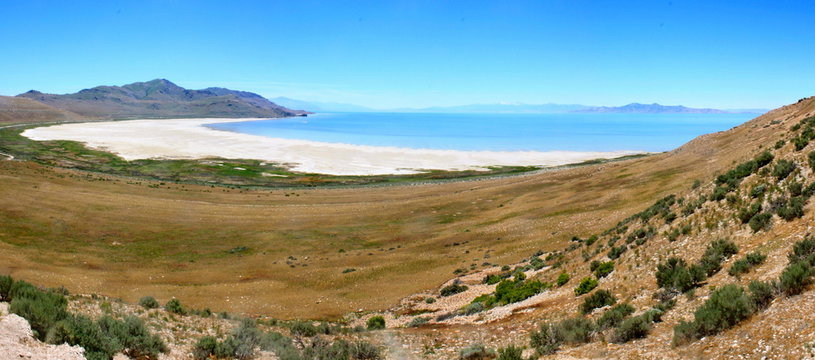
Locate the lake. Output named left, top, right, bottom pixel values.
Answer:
left=206, top=112, right=756, bottom=153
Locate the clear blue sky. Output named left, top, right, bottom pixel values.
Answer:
left=1, top=0, right=813, bottom=109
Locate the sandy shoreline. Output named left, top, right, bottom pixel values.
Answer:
left=21, top=118, right=643, bottom=175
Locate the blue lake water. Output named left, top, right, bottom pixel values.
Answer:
left=206, top=112, right=756, bottom=153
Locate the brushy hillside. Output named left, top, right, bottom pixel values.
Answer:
left=16, top=79, right=307, bottom=119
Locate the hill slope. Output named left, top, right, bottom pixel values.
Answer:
left=0, top=96, right=85, bottom=125
left=16, top=79, right=308, bottom=119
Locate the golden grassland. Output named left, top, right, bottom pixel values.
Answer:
left=0, top=100, right=800, bottom=321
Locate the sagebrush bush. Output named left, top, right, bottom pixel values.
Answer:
left=612, top=314, right=652, bottom=343
left=772, top=159, right=796, bottom=180
left=366, top=316, right=386, bottom=330
left=608, top=245, right=627, bottom=260
left=596, top=303, right=635, bottom=329
left=593, top=261, right=614, bottom=278
left=459, top=343, right=496, bottom=360
left=748, top=212, right=772, bottom=232
left=407, top=316, right=430, bottom=328
left=747, top=280, right=775, bottom=310
left=440, top=282, right=469, bottom=297
left=728, top=252, right=767, bottom=277
left=0, top=275, right=12, bottom=301
left=655, top=257, right=704, bottom=293
left=777, top=196, right=806, bottom=220
left=556, top=272, right=570, bottom=287
left=579, top=289, right=616, bottom=314
left=139, top=296, right=159, bottom=309
left=699, top=239, right=738, bottom=276
left=164, top=298, right=185, bottom=315
left=779, top=262, right=812, bottom=296
left=496, top=345, right=524, bottom=360
left=673, top=284, right=754, bottom=345
left=529, top=317, right=594, bottom=356
left=8, top=281, right=69, bottom=340
left=574, top=277, right=598, bottom=296
left=290, top=320, right=318, bottom=337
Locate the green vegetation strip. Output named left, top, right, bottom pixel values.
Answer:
left=0, top=122, right=649, bottom=189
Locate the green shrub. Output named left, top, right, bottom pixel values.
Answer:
left=750, top=184, right=767, bottom=198
left=529, top=317, right=594, bottom=356
left=655, top=257, right=704, bottom=293
left=483, top=274, right=502, bottom=285
left=747, top=280, right=775, bottom=310
left=711, top=186, right=729, bottom=201
left=349, top=341, right=382, bottom=360
left=193, top=336, right=219, bottom=360
left=529, top=323, right=560, bottom=355
left=493, top=278, right=547, bottom=305
left=290, top=321, right=318, bottom=337
left=596, top=303, right=635, bottom=329
left=556, top=317, right=595, bottom=344
left=48, top=315, right=119, bottom=360
left=440, top=282, right=469, bottom=297
left=608, top=245, right=627, bottom=260
left=0, top=275, right=12, bottom=301
left=97, top=315, right=167, bottom=359
left=139, top=296, right=159, bottom=309
left=809, top=151, right=815, bottom=169
left=777, top=196, right=806, bottom=220
left=673, top=284, right=755, bottom=345
left=611, top=314, right=652, bottom=343
left=556, top=272, right=570, bottom=287
left=772, top=159, right=796, bottom=180
left=462, top=302, right=485, bottom=315
left=692, top=284, right=754, bottom=337
left=459, top=343, right=496, bottom=360
left=579, top=289, right=616, bottom=314
left=164, top=298, right=185, bottom=315
left=366, top=316, right=386, bottom=330
left=574, top=277, right=598, bottom=296
left=407, top=316, right=430, bottom=328
left=728, top=252, right=767, bottom=276
left=779, top=262, right=812, bottom=296
left=699, top=239, right=738, bottom=276
left=8, top=282, right=69, bottom=340
left=593, top=261, right=614, bottom=278
left=737, top=202, right=761, bottom=223
left=748, top=212, right=772, bottom=232
left=789, top=237, right=815, bottom=265
left=496, top=345, right=524, bottom=360
left=789, top=181, right=803, bottom=196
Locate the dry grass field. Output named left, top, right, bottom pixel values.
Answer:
left=0, top=99, right=799, bottom=322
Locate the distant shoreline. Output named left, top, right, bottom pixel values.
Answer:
left=20, top=118, right=643, bottom=176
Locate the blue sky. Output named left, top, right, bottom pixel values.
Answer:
left=1, top=0, right=813, bottom=109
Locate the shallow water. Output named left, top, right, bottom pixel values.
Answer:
left=207, top=112, right=755, bottom=152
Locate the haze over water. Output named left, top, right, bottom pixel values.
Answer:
left=208, top=112, right=755, bottom=153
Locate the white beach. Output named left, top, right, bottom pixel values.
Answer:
left=21, top=118, right=643, bottom=176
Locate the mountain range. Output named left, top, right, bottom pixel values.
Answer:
left=17, top=79, right=308, bottom=119
left=270, top=97, right=767, bottom=114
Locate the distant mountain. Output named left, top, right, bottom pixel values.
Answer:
left=270, top=97, right=375, bottom=113
left=17, top=79, right=308, bottom=119
left=577, top=103, right=745, bottom=114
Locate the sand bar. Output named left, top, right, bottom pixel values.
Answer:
left=21, top=118, right=643, bottom=175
